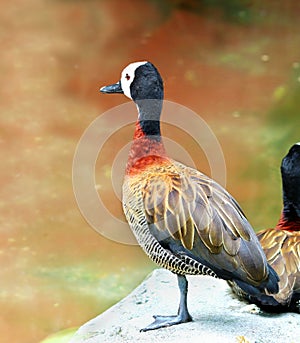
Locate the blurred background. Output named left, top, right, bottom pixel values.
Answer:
left=1, top=0, right=300, bottom=342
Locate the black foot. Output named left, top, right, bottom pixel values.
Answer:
left=140, top=313, right=192, bottom=332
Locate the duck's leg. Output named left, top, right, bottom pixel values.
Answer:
left=141, top=275, right=192, bottom=332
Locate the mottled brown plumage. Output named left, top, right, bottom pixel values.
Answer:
left=257, top=227, right=299, bottom=307
left=123, top=158, right=271, bottom=285
left=100, top=61, right=279, bottom=330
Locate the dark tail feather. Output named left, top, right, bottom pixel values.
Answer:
left=265, top=264, right=279, bottom=294
left=234, top=264, right=279, bottom=299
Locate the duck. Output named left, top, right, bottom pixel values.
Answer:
left=229, top=143, right=300, bottom=313
left=100, top=61, right=279, bottom=331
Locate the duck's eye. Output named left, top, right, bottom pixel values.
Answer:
left=125, top=73, right=130, bottom=81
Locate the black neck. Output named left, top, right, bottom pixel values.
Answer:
left=139, top=120, right=161, bottom=139
left=280, top=145, right=300, bottom=220
left=282, top=200, right=298, bottom=221
left=282, top=190, right=300, bottom=221
left=281, top=174, right=300, bottom=221
left=136, top=99, right=162, bottom=139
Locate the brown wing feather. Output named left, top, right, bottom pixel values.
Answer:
left=258, top=228, right=300, bottom=303
left=142, top=160, right=268, bottom=284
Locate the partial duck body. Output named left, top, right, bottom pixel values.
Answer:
left=100, top=61, right=279, bottom=330
left=230, top=143, right=300, bottom=313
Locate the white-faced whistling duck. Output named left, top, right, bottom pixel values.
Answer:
left=100, top=61, right=279, bottom=331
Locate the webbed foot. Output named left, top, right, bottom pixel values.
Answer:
left=140, top=313, right=192, bottom=332
left=140, top=275, right=192, bottom=332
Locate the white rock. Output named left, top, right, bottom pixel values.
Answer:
left=71, top=269, right=300, bottom=343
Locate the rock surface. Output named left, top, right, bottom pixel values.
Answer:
left=70, top=269, right=300, bottom=343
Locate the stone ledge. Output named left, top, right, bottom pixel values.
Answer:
left=70, top=269, right=300, bottom=343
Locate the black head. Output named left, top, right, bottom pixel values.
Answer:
left=100, top=61, right=164, bottom=102
left=281, top=143, right=300, bottom=219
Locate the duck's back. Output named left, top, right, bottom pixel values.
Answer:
left=123, top=159, right=276, bottom=293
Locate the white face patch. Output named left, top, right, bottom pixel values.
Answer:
left=120, top=61, right=148, bottom=99
left=296, top=142, right=300, bottom=146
